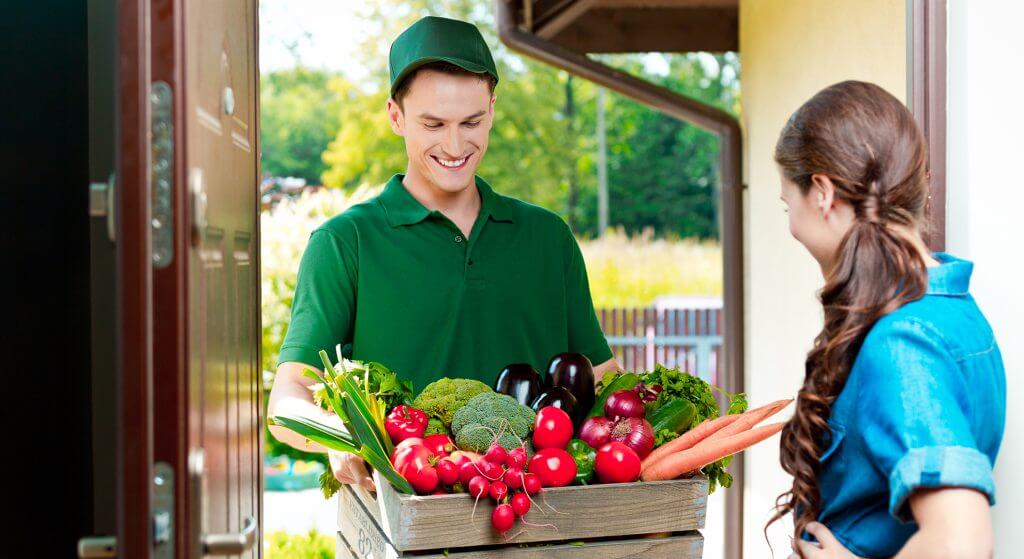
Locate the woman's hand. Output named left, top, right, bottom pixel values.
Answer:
left=789, top=523, right=864, bottom=559
left=328, top=450, right=376, bottom=492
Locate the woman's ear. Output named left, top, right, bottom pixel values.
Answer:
left=810, top=173, right=837, bottom=219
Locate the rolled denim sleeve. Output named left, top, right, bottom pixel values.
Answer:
left=855, top=318, right=996, bottom=523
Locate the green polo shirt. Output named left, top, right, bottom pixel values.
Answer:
left=278, top=174, right=612, bottom=391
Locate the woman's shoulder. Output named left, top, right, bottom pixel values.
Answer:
left=866, top=292, right=994, bottom=363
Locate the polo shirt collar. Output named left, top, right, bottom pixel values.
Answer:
left=380, top=174, right=515, bottom=227
left=927, top=252, right=973, bottom=296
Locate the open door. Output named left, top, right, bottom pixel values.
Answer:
left=99, top=1, right=261, bottom=557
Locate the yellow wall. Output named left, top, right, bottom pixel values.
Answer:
left=739, top=0, right=906, bottom=554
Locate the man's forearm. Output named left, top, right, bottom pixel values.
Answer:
left=267, top=362, right=346, bottom=454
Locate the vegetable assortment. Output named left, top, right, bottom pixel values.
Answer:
left=272, top=349, right=788, bottom=539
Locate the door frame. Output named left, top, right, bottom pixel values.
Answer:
left=908, top=0, right=948, bottom=251
left=116, top=0, right=154, bottom=556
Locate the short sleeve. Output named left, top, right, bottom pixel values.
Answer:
left=855, top=318, right=996, bottom=522
left=563, top=229, right=613, bottom=366
left=277, top=229, right=357, bottom=369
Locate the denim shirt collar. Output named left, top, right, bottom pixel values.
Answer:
left=928, top=253, right=973, bottom=296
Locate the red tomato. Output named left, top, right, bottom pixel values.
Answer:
left=594, top=442, right=641, bottom=484
left=532, top=406, right=574, bottom=450
left=422, top=434, right=455, bottom=458
left=436, top=458, right=459, bottom=486
left=527, top=448, right=577, bottom=487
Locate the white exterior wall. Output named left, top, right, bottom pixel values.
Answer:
left=946, top=1, right=1024, bottom=554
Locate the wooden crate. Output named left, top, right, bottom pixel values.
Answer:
left=335, top=472, right=708, bottom=558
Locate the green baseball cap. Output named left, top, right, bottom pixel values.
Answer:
left=389, top=16, right=499, bottom=97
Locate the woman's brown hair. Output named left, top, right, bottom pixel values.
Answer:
left=766, top=81, right=932, bottom=541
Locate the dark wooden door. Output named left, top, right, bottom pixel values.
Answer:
left=183, top=0, right=262, bottom=557
left=116, top=0, right=261, bottom=557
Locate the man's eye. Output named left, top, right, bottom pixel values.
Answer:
left=424, top=123, right=443, bottom=130
left=463, top=121, right=481, bottom=128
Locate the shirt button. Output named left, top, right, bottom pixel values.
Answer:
left=455, top=235, right=462, bottom=243
left=468, top=259, right=474, bottom=266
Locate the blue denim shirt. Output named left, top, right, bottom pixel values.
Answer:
left=816, top=253, right=1006, bottom=558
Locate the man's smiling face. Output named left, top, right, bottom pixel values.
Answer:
left=388, top=68, right=495, bottom=195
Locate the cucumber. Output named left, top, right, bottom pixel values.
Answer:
left=588, top=373, right=641, bottom=418
left=649, top=399, right=697, bottom=434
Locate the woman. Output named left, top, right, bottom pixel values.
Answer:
left=767, top=81, right=1006, bottom=558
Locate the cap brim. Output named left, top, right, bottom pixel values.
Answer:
left=390, top=56, right=493, bottom=96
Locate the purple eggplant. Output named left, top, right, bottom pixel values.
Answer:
left=494, top=363, right=542, bottom=407
left=545, top=353, right=595, bottom=417
left=530, top=386, right=580, bottom=425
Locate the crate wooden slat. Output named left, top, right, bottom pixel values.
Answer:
left=337, top=472, right=708, bottom=555
left=337, top=529, right=704, bottom=559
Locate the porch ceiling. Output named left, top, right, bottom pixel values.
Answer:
left=523, top=0, right=738, bottom=53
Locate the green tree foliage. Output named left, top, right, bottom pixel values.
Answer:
left=260, top=66, right=344, bottom=183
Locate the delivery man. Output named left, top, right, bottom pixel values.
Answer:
left=268, top=16, right=618, bottom=490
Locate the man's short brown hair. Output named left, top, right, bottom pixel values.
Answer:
left=392, top=61, right=497, bottom=109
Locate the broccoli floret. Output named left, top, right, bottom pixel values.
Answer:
left=423, top=418, right=449, bottom=437
left=451, top=392, right=536, bottom=452
left=411, top=378, right=492, bottom=428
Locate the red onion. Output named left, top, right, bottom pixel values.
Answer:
left=581, top=416, right=655, bottom=459
left=605, top=389, right=646, bottom=419
left=633, top=382, right=662, bottom=403
left=578, top=416, right=612, bottom=448
left=609, top=417, right=655, bottom=459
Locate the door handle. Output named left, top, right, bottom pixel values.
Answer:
left=77, top=536, right=116, bottom=558
left=202, top=516, right=257, bottom=555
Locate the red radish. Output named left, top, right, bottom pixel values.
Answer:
left=480, top=459, right=504, bottom=480
left=595, top=442, right=642, bottom=483
left=492, top=503, right=516, bottom=534
left=458, top=461, right=480, bottom=485
left=605, top=389, right=646, bottom=419
left=522, top=473, right=542, bottom=495
left=503, top=467, right=523, bottom=489
left=506, top=447, right=528, bottom=469
left=485, top=443, right=508, bottom=465
left=532, top=406, right=574, bottom=450
left=578, top=416, right=613, bottom=448
left=489, top=480, right=509, bottom=501
left=468, top=475, right=490, bottom=499
left=436, top=459, right=459, bottom=486
left=608, top=417, right=655, bottom=459
left=510, top=492, right=531, bottom=516
left=528, top=448, right=577, bottom=488
left=431, top=488, right=448, bottom=495
left=423, top=434, right=455, bottom=458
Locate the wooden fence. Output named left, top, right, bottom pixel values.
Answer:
left=598, top=307, right=724, bottom=384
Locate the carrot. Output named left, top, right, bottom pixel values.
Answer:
left=640, top=421, right=785, bottom=482
left=640, top=413, right=742, bottom=472
left=702, top=398, right=792, bottom=443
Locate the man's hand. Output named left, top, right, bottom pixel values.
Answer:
left=789, top=523, right=864, bottom=559
left=328, top=451, right=376, bottom=492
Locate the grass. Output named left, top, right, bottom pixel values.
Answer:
left=580, top=228, right=722, bottom=308
left=264, top=530, right=335, bottom=559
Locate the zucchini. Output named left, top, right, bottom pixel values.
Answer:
left=649, top=399, right=697, bottom=434
left=588, top=373, right=641, bottom=418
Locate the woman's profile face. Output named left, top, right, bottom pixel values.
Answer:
left=778, top=167, right=850, bottom=272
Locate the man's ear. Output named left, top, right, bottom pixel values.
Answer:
left=386, top=97, right=405, bottom=136
left=810, top=173, right=837, bottom=218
